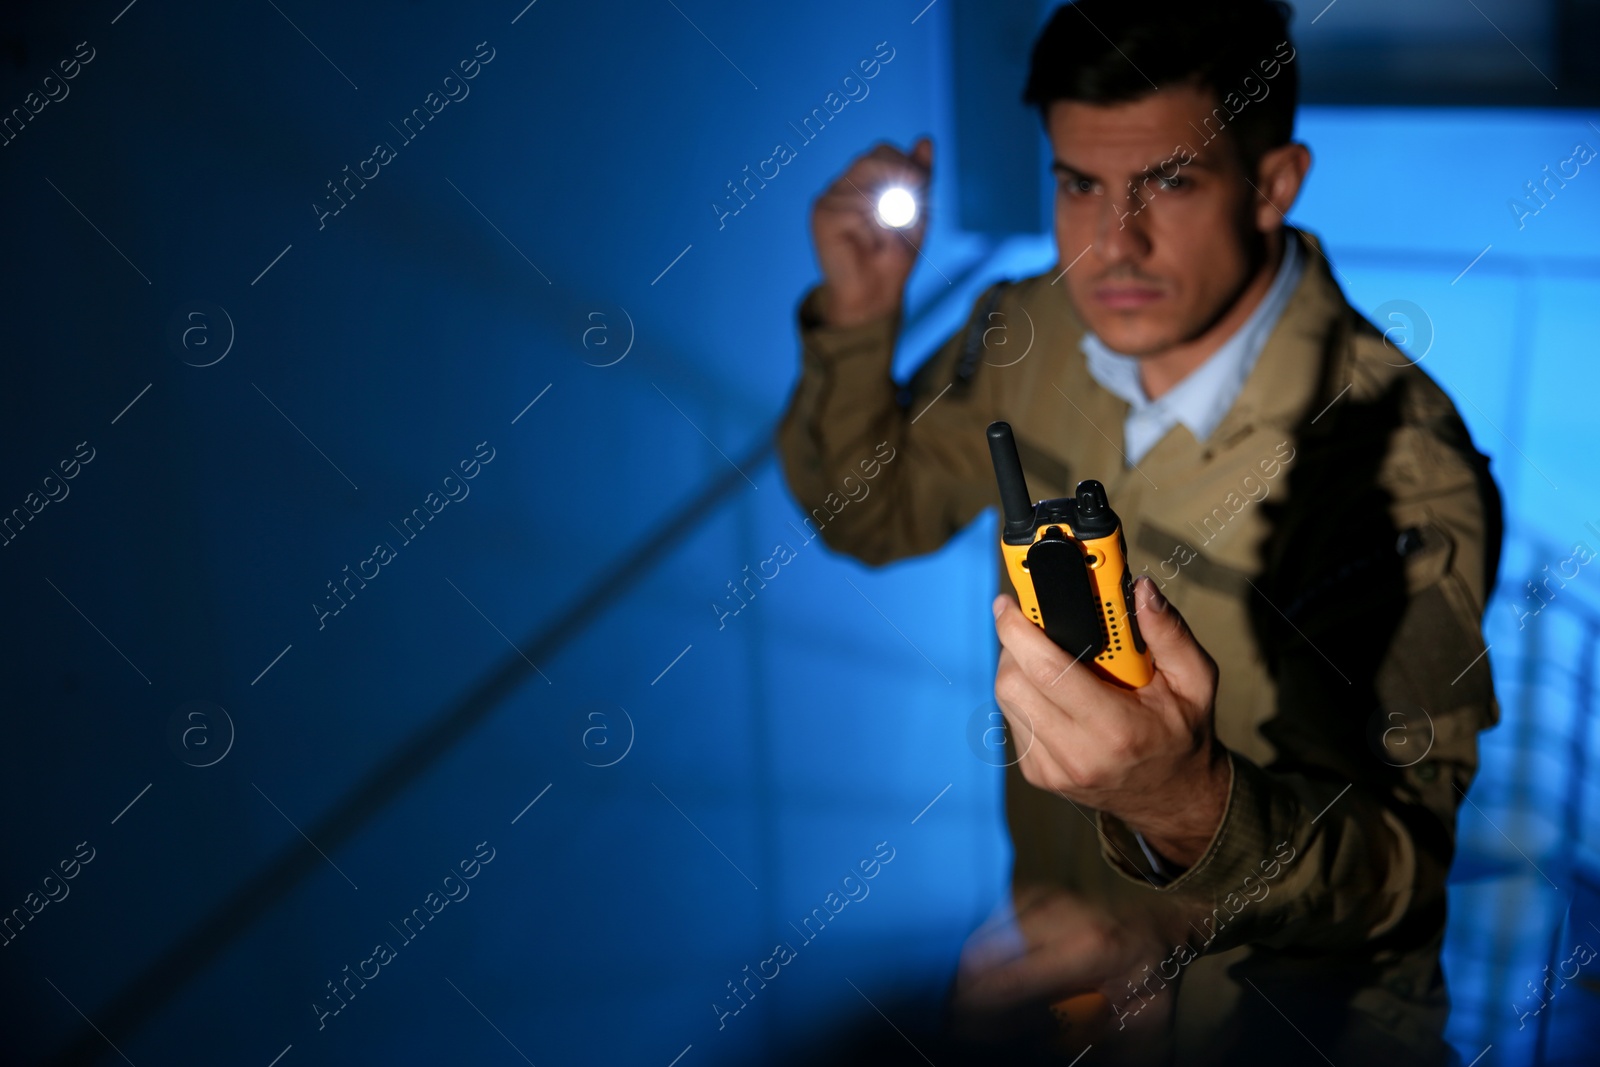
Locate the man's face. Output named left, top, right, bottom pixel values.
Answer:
left=1047, top=83, right=1268, bottom=357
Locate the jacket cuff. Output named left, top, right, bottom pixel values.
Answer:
left=1096, top=749, right=1278, bottom=895
left=797, top=285, right=900, bottom=365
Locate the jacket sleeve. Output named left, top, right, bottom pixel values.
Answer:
left=774, top=284, right=1004, bottom=566
left=1097, top=372, right=1503, bottom=958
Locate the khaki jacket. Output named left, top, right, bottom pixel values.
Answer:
left=775, top=227, right=1502, bottom=1064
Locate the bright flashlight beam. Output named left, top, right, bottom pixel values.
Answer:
left=876, top=186, right=918, bottom=229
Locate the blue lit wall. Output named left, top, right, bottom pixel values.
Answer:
left=1, top=1, right=1596, bottom=1064
left=0, top=2, right=1002, bottom=1064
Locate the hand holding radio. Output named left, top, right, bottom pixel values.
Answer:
left=985, top=422, right=1229, bottom=871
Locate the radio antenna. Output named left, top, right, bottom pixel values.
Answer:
left=987, top=422, right=1037, bottom=544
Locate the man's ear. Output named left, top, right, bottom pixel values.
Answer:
left=1252, top=141, right=1312, bottom=232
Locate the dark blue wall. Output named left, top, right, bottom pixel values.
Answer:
left=0, top=2, right=1005, bottom=1064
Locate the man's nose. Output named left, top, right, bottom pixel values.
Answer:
left=1094, top=184, right=1152, bottom=264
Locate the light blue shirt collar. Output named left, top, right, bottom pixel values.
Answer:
left=1081, top=232, right=1305, bottom=466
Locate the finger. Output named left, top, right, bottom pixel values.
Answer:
left=1010, top=884, right=1106, bottom=942
left=911, top=136, right=933, bottom=170
left=813, top=197, right=893, bottom=259
left=814, top=180, right=892, bottom=216
left=961, top=949, right=1108, bottom=1009
left=957, top=898, right=1027, bottom=976
left=962, top=955, right=1107, bottom=1009
left=1132, top=577, right=1217, bottom=702
left=992, top=594, right=1101, bottom=708
left=993, top=648, right=1075, bottom=788
left=841, top=154, right=927, bottom=198
left=959, top=907, right=1121, bottom=1007
left=813, top=196, right=889, bottom=249
left=864, top=139, right=932, bottom=180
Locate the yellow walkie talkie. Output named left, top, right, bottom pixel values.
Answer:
left=986, top=421, right=1153, bottom=689
left=988, top=420, right=1154, bottom=1038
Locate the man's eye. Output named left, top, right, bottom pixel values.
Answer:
left=1156, top=174, right=1187, bottom=191
left=1060, top=177, right=1095, bottom=195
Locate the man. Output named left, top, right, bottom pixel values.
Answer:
left=776, top=1, right=1502, bottom=1063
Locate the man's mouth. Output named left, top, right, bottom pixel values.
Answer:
left=1092, top=285, right=1164, bottom=310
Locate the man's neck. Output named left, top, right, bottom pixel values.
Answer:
left=1138, top=229, right=1286, bottom=401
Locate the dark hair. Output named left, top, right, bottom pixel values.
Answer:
left=1023, top=0, right=1298, bottom=171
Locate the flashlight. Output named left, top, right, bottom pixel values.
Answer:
left=875, top=185, right=919, bottom=229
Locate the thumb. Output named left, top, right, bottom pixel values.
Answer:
left=1133, top=577, right=1215, bottom=699
left=912, top=136, right=933, bottom=171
